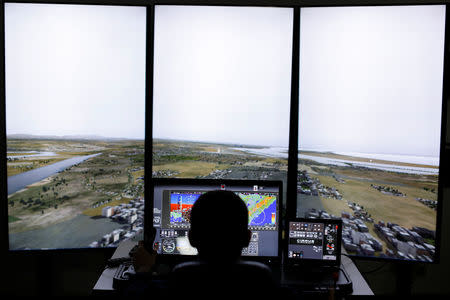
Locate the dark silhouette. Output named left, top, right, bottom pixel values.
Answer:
left=188, top=189, right=251, bottom=261
left=169, top=190, right=277, bottom=296
left=129, top=190, right=277, bottom=296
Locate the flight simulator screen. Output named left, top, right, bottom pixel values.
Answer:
left=151, top=5, right=292, bottom=208
left=152, top=181, right=280, bottom=257
left=5, top=3, right=146, bottom=250
left=288, top=220, right=341, bottom=262
left=297, top=5, right=445, bottom=262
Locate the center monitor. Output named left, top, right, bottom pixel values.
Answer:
left=151, top=178, right=281, bottom=261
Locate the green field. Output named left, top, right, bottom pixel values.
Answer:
left=316, top=173, right=437, bottom=230
left=7, top=139, right=144, bottom=233
left=152, top=139, right=288, bottom=179
left=297, top=154, right=438, bottom=235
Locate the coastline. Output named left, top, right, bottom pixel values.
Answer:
left=7, top=153, right=102, bottom=195
left=230, top=146, right=439, bottom=175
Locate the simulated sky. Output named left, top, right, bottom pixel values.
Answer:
left=153, top=5, right=293, bottom=147
left=5, top=3, right=146, bottom=139
left=298, top=5, right=446, bottom=156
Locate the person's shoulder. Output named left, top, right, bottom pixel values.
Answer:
left=171, top=259, right=272, bottom=279
left=170, top=259, right=278, bottom=296
left=235, top=260, right=274, bottom=282
left=170, top=260, right=209, bottom=279
left=238, top=260, right=272, bottom=270
left=172, top=260, right=201, bottom=271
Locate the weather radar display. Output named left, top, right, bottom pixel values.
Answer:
left=239, top=192, right=277, bottom=228
left=168, top=191, right=277, bottom=229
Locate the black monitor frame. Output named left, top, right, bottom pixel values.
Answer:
left=285, top=217, right=343, bottom=268
left=291, top=3, right=449, bottom=266
left=0, top=1, right=447, bottom=267
left=0, top=0, right=151, bottom=254
left=148, top=177, right=283, bottom=266
left=149, top=2, right=448, bottom=266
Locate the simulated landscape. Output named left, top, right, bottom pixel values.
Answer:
left=7, top=137, right=144, bottom=249
left=297, top=151, right=439, bottom=261
left=7, top=136, right=440, bottom=261
left=152, top=139, right=288, bottom=181
left=153, top=138, right=440, bottom=262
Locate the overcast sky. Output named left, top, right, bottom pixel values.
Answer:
left=153, top=6, right=293, bottom=147
left=299, top=5, right=446, bottom=157
left=5, top=4, right=445, bottom=153
left=5, top=3, right=146, bottom=139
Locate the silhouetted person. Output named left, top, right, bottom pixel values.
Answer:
left=129, top=190, right=277, bottom=296
left=169, top=190, right=277, bottom=297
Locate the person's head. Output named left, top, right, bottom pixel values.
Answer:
left=188, top=190, right=251, bottom=261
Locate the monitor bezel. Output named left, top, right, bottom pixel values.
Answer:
left=292, top=4, right=448, bottom=265
left=1, top=0, right=150, bottom=254
left=148, top=177, right=283, bottom=265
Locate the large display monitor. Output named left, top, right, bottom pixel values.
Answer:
left=151, top=5, right=292, bottom=201
left=297, top=5, right=447, bottom=262
left=151, top=178, right=282, bottom=262
left=4, top=3, right=146, bottom=250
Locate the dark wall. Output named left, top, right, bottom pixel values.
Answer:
left=1, top=249, right=114, bottom=296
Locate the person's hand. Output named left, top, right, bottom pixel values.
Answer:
left=131, top=240, right=156, bottom=273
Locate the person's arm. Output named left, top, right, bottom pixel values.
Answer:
left=131, top=240, right=157, bottom=273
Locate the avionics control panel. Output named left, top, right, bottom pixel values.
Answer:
left=288, top=219, right=341, bottom=262
left=152, top=179, right=282, bottom=258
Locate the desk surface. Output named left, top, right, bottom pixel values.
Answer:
left=340, top=251, right=374, bottom=295
left=93, top=239, right=374, bottom=296
left=93, top=239, right=136, bottom=294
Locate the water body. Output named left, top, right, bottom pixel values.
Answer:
left=335, top=151, right=439, bottom=166
left=7, top=151, right=57, bottom=159
left=233, top=147, right=288, bottom=158
left=234, top=147, right=438, bottom=175
left=299, top=154, right=438, bottom=175
left=8, top=153, right=102, bottom=195
left=9, top=214, right=123, bottom=250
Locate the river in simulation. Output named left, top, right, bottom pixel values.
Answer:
left=7, top=153, right=102, bottom=195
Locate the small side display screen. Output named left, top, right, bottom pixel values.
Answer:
left=288, top=221, right=340, bottom=261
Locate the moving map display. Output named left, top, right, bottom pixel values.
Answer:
left=153, top=180, right=281, bottom=257
left=169, top=191, right=277, bottom=229
left=238, top=192, right=277, bottom=228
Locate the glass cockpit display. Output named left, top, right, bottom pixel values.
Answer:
left=288, top=220, right=341, bottom=262
left=152, top=180, right=281, bottom=258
